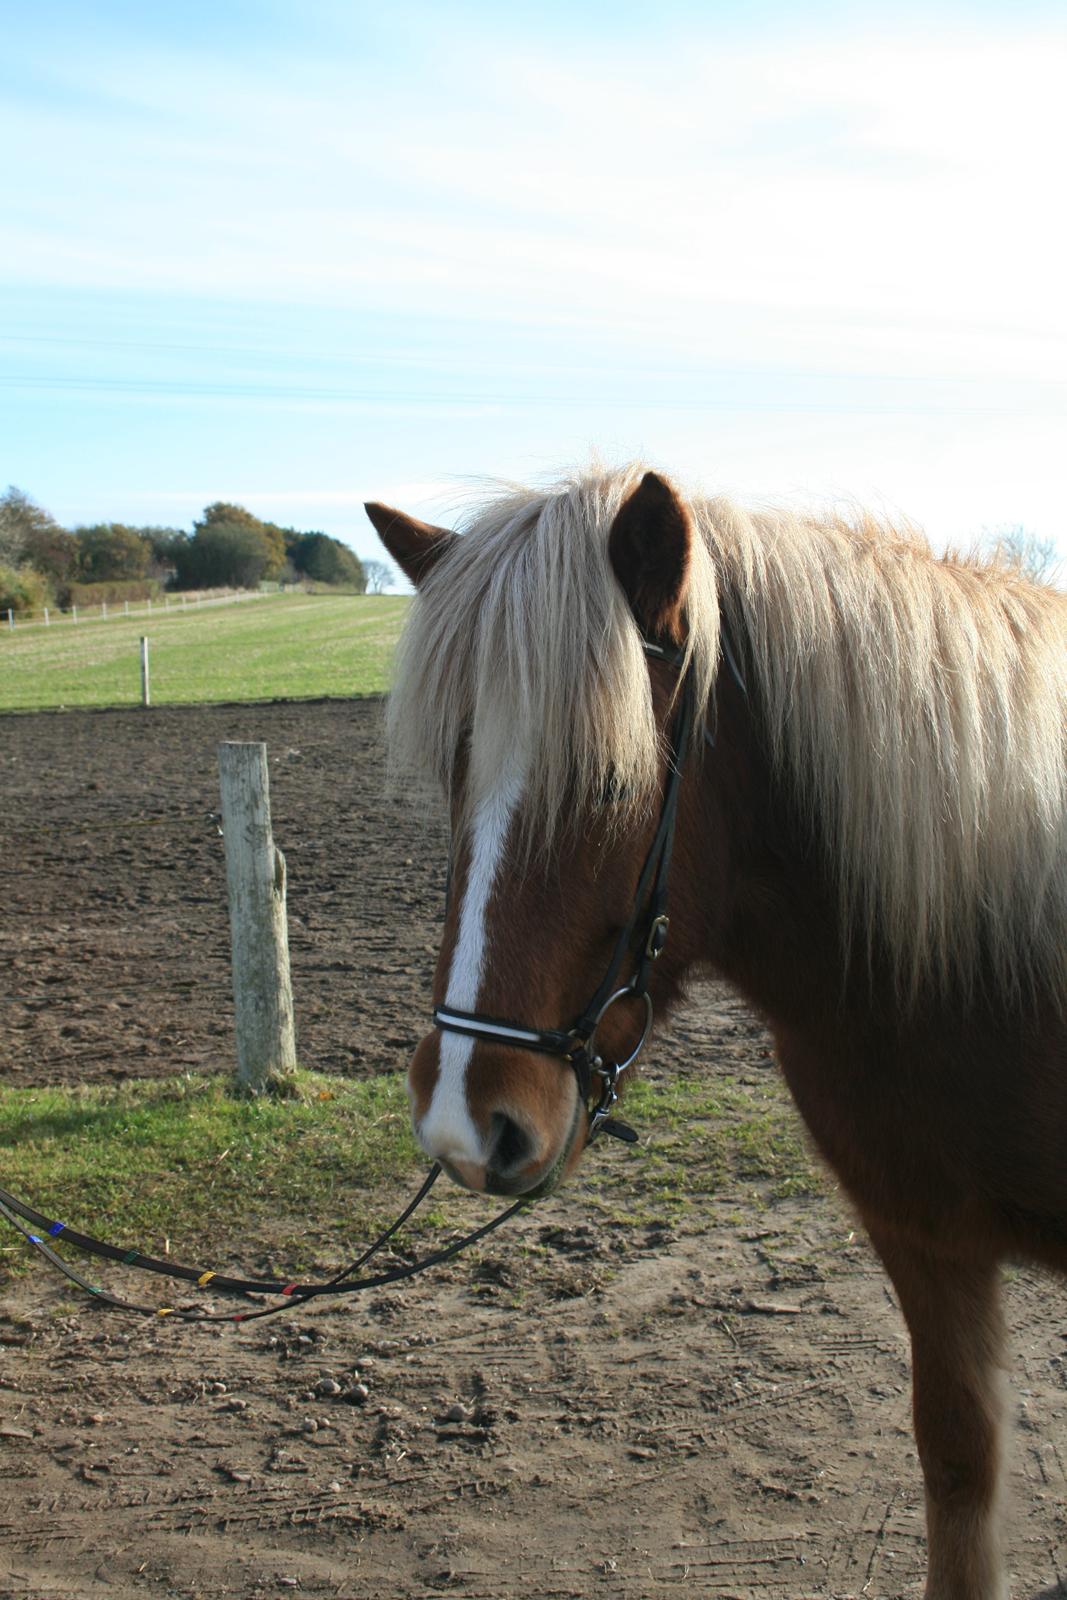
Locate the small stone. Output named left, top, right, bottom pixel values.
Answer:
left=315, top=1378, right=342, bottom=1397
left=208, top=1381, right=227, bottom=1394
left=343, top=1383, right=369, bottom=1406
left=301, top=1418, right=318, bottom=1434
left=223, top=1398, right=249, bottom=1413
left=443, top=1403, right=471, bottom=1424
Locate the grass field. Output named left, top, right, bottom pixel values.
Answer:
left=0, top=1067, right=821, bottom=1287
left=0, top=592, right=409, bottom=711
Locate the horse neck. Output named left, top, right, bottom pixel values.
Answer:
left=687, top=653, right=856, bottom=1028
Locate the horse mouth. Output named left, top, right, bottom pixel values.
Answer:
left=431, top=1100, right=591, bottom=1203
left=465, top=1093, right=587, bottom=1201
left=428, top=1088, right=588, bottom=1203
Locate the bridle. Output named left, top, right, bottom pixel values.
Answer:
left=432, top=638, right=699, bottom=1147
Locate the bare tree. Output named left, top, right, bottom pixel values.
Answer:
left=362, top=558, right=395, bottom=594
left=984, top=524, right=1061, bottom=586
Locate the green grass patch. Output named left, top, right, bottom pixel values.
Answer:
left=0, top=1070, right=424, bottom=1279
left=574, top=1070, right=825, bottom=1223
left=0, top=1066, right=822, bottom=1293
left=0, top=592, right=409, bottom=711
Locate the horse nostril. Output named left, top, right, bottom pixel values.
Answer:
left=488, top=1111, right=534, bottom=1175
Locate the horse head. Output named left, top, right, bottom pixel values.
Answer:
left=366, top=473, right=724, bottom=1198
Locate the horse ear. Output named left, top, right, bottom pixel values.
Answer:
left=363, top=503, right=456, bottom=588
left=608, top=471, right=693, bottom=642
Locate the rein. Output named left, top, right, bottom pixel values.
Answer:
left=0, top=1163, right=526, bottom=1323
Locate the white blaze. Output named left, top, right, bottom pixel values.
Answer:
left=417, top=764, right=526, bottom=1165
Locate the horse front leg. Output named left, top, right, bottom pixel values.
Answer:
left=865, top=1223, right=1008, bottom=1600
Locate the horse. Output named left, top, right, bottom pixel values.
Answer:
left=365, top=464, right=1067, bottom=1600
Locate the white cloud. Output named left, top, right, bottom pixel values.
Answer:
left=6, top=21, right=1065, bottom=389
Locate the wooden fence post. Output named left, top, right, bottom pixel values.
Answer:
left=218, top=742, right=297, bottom=1094
left=140, top=637, right=150, bottom=706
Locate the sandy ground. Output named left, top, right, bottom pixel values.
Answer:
left=2, top=700, right=1065, bottom=1600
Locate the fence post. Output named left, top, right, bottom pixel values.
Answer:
left=218, top=742, right=297, bottom=1095
left=44, top=607, right=49, bottom=626
left=140, top=637, right=150, bottom=706
left=72, top=604, right=78, bottom=623
left=6, top=609, right=13, bottom=630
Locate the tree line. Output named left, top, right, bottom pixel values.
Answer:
left=0, top=487, right=393, bottom=615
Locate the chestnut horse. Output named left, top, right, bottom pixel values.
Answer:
left=366, top=466, right=1066, bottom=1600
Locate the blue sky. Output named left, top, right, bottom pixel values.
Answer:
left=2, top=1, right=1065, bottom=577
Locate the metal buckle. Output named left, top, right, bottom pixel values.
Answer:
left=588, top=1062, right=621, bottom=1138
left=644, top=914, right=669, bottom=961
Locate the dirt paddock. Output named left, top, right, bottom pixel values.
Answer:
left=2, top=700, right=1065, bottom=1599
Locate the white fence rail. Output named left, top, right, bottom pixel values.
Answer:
left=4, top=587, right=278, bottom=632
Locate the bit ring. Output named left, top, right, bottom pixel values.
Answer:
left=587, top=987, right=654, bottom=1074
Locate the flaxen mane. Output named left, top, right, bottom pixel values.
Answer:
left=387, top=464, right=1067, bottom=1004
